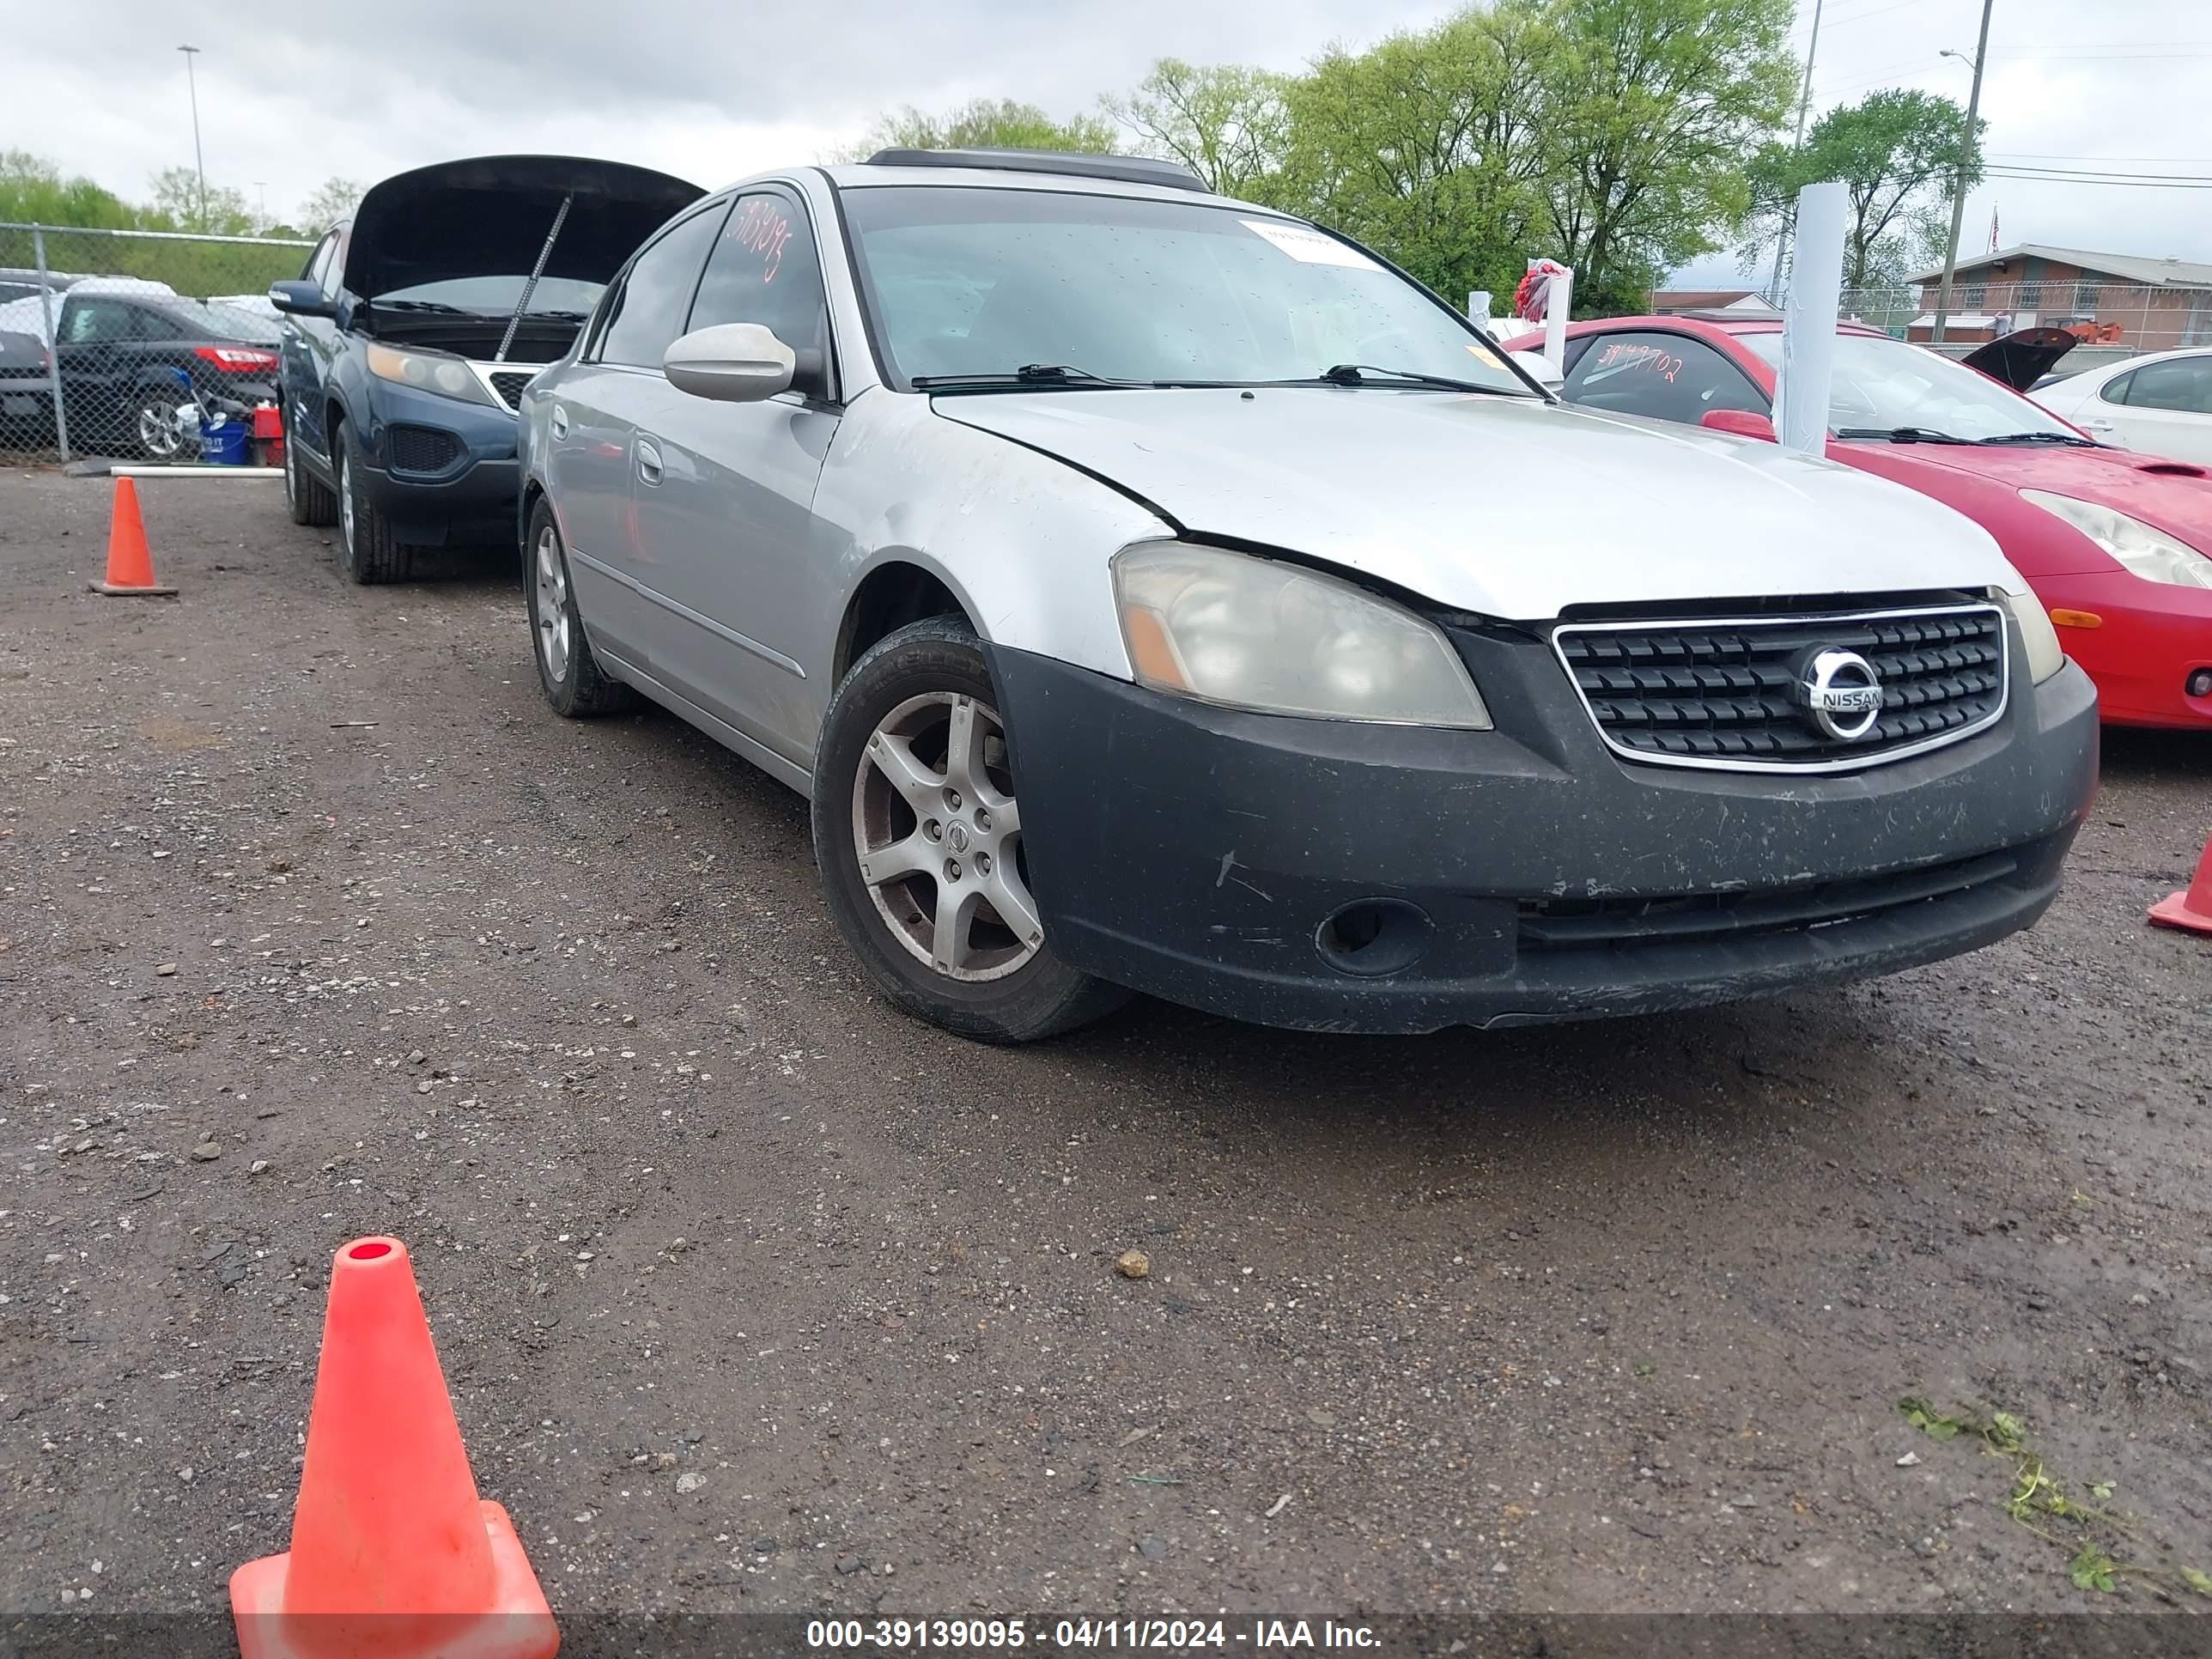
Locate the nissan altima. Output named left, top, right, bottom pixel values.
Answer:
left=517, top=147, right=2099, bottom=1042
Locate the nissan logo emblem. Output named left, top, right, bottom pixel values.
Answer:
left=1801, top=648, right=1885, bottom=741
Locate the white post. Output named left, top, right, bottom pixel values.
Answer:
left=1543, top=267, right=1573, bottom=376
left=1468, top=289, right=1492, bottom=325
left=1775, top=182, right=1845, bottom=457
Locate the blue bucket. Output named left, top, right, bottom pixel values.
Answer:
left=200, top=415, right=249, bottom=465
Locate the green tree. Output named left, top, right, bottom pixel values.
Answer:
left=297, top=177, right=363, bottom=232
left=142, top=166, right=258, bottom=235
left=1745, top=88, right=1981, bottom=288
left=1537, top=0, right=1798, bottom=301
left=0, top=150, right=136, bottom=229
left=841, top=98, right=1117, bottom=161
left=1273, top=1, right=1559, bottom=304
left=1105, top=59, right=1293, bottom=197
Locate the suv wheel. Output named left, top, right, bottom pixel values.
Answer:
left=526, top=498, right=632, bottom=716
left=811, top=616, right=1129, bottom=1043
left=284, top=423, right=337, bottom=526
left=334, top=420, right=415, bottom=584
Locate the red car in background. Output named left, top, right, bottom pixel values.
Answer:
left=1504, top=317, right=2212, bottom=728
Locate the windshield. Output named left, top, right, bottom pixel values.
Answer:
left=841, top=185, right=1533, bottom=394
left=371, top=275, right=605, bottom=318
left=1741, top=331, right=2075, bottom=441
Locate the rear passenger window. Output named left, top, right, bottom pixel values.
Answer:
left=2118, top=356, right=2212, bottom=414
left=595, top=204, right=729, bottom=369
left=1563, top=331, right=1767, bottom=424
left=687, top=191, right=830, bottom=366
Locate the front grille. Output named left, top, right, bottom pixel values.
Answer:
left=486, top=370, right=535, bottom=410
left=1553, top=602, right=2008, bottom=772
left=1519, top=848, right=2020, bottom=952
left=387, top=422, right=460, bottom=475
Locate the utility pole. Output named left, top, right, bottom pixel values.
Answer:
left=178, top=45, right=207, bottom=230
left=1765, top=0, right=1825, bottom=302
left=1930, top=0, right=1994, bottom=345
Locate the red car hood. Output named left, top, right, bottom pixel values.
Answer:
left=1837, top=437, right=2212, bottom=574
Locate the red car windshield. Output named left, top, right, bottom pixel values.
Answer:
left=1740, top=331, right=2077, bottom=443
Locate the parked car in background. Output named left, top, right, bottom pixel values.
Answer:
left=0, top=276, right=278, bottom=457
left=518, top=147, right=2096, bottom=1042
left=269, top=155, right=701, bottom=582
left=0, top=269, right=80, bottom=306
left=2033, top=345, right=2212, bottom=465
left=1507, top=317, right=2212, bottom=729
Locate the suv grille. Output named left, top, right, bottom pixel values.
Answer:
left=486, top=370, right=535, bottom=410
left=1553, top=602, right=2008, bottom=772
left=387, top=423, right=460, bottom=475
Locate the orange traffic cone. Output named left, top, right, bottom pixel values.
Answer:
left=2149, top=833, right=2212, bottom=936
left=230, top=1237, right=559, bottom=1659
left=89, top=476, right=177, bottom=597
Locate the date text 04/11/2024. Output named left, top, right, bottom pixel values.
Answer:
left=804, top=1619, right=1382, bottom=1650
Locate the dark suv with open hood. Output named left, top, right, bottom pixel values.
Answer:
left=270, top=155, right=700, bottom=580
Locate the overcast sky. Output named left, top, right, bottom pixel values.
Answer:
left=10, top=0, right=2209, bottom=281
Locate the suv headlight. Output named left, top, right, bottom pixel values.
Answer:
left=2022, top=490, right=2212, bottom=590
left=1996, top=589, right=2065, bottom=684
left=366, top=342, right=495, bottom=406
left=1113, top=543, right=1492, bottom=728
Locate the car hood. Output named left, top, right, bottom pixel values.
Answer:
left=933, top=388, right=2021, bottom=619
left=343, top=155, right=702, bottom=302
left=1960, top=326, right=2079, bottom=392
left=1840, top=437, right=2212, bottom=551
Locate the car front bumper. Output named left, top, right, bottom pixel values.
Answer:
left=356, top=380, right=523, bottom=546
left=2041, top=569, right=2212, bottom=728
left=990, top=629, right=2101, bottom=1035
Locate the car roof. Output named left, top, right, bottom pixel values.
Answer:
left=817, top=160, right=1280, bottom=216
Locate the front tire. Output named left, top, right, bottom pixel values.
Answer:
left=526, top=498, right=632, bottom=717
left=811, top=616, right=1129, bottom=1043
left=335, top=420, right=415, bottom=584
left=284, top=416, right=337, bottom=526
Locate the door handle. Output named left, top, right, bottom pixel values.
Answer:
left=2082, top=418, right=2116, bottom=431
left=635, top=436, right=663, bottom=486
left=549, top=405, right=568, bottom=441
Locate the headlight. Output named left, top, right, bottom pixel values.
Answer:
left=1113, top=543, right=1492, bottom=728
left=365, top=342, right=494, bottom=406
left=1996, top=590, right=2065, bottom=684
left=2022, top=490, right=2212, bottom=590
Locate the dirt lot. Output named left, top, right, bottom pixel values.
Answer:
left=1, top=468, right=2209, bottom=1639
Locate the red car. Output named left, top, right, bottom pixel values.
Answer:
left=1505, top=316, right=2212, bottom=727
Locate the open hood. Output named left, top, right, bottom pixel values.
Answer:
left=342, top=155, right=702, bottom=302
left=1961, top=326, right=2078, bottom=392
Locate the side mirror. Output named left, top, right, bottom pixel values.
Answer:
left=268, top=280, right=337, bottom=319
left=664, top=323, right=794, bottom=403
left=1700, top=408, right=1778, bottom=442
left=1524, top=355, right=1566, bottom=391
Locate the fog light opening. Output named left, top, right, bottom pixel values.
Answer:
left=1316, top=899, right=1432, bottom=978
left=2187, top=668, right=2212, bottom=701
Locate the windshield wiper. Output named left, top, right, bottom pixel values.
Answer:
left=1316, top=362, right=1522, bottom=394
left=1976, top=430, right=2099, bottom=447
left=911, top=363, right=1146, bottom=391
left=1836, top=425, right=1971, bottom=444
left=374, top=300, right=470, bottom=314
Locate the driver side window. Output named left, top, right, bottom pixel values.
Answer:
left=686, top=191, right=830, bottom=369
left=1563, top=331, right=1767, bottom=424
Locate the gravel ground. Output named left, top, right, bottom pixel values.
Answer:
left=2, top=467, right=2209, bottom=1634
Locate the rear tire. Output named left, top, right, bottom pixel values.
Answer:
left=526, top=498, right=633, bottom=717
left=335, top=420, right=415, bottom=584
left=284, top=420, right=337, bottom=526
left=811, top=616, right=1130, bottom=1043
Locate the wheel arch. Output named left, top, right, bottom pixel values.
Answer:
left=833, top=557, right=981, bottom=687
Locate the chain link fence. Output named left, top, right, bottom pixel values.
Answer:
left=1838, top=278, right=2212, bottom=376
left=0, top=222, right=313, bottom=463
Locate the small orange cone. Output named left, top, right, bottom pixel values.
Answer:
left=230, top=1237, right=559, bottom=1659
left=2149, top=833, right=2212, bottom=936
left=89, top=476, right=177, bottom=597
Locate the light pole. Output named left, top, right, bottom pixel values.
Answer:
left=1765, top=0, right=1825, bottom=303
left=1930, top=0, right=1994, bottom=345
left=178, top=45, right=207, bottom=230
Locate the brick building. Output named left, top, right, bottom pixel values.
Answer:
left=1905, top=244, right=2212, bottom=349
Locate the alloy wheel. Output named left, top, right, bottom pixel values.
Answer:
left=137, top=398, right=185, bottom=459
left=534, top=526, right=571, bottom=683
left=337, top=448, right=355, bottom=556
left=850, top=690, right=1041, bottom=981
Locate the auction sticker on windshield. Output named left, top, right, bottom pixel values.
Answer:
left=1241, top=219, right=1382, bottom=270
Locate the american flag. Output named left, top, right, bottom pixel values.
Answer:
left=1988, top=208, right=2000, bottom=252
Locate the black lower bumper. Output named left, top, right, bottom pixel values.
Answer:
left=989, top=636, right=2100, bottom=1035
